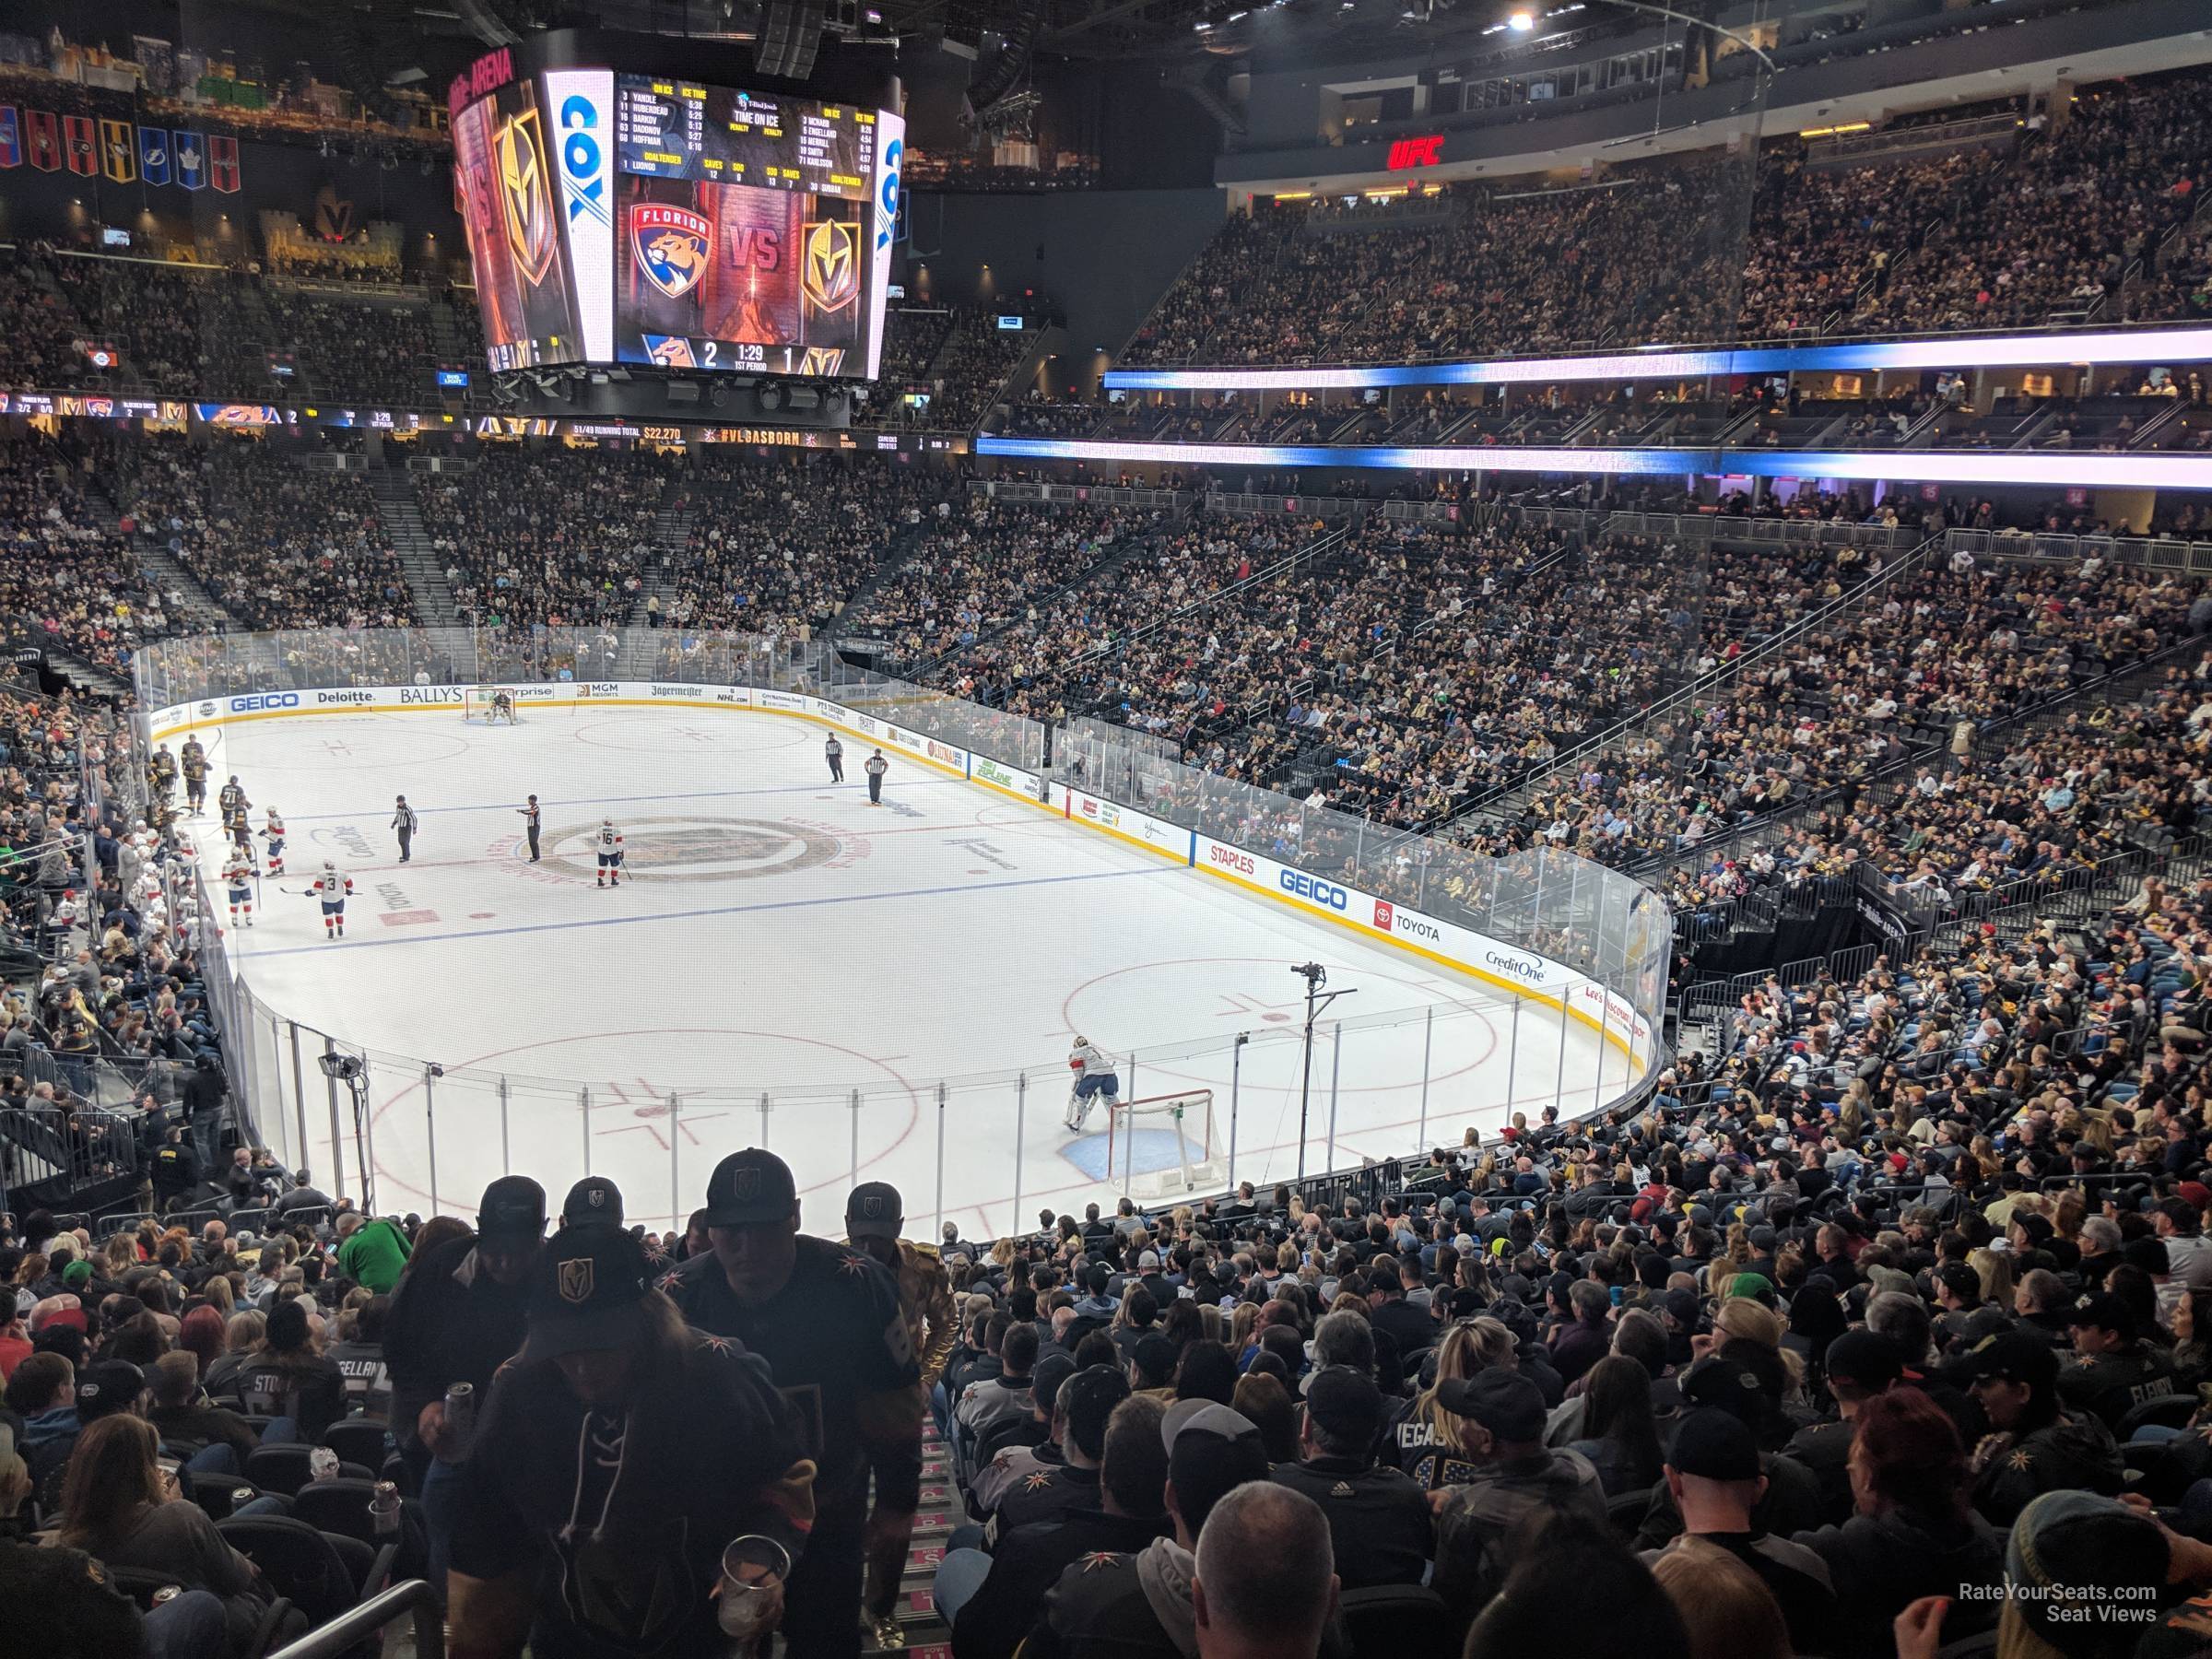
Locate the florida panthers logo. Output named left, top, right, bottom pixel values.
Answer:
left=632, top=204, right=712, bottom=300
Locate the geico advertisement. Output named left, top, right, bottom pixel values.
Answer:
left=1196, top=834, right=1582, bottom=996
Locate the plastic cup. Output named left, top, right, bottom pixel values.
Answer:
left=715, top=1535, right=791, bottom=1641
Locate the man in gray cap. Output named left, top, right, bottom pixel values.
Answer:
left=1023, top=1402, right=1272, bottom=1659
left=1430, top=1370, right=1606, bottom=1625
left=559, top=1175, right=624, bottom=1232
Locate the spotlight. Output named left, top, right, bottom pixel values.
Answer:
left=1507, top=7, right=1535, bottom=28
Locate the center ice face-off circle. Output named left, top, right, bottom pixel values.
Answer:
left=539, top=815, right=841, bottom=883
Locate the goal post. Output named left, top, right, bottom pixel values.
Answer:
left=462, top=687, right=520, bottom=724
left=1106, top=1088, right=1227, bottom=1200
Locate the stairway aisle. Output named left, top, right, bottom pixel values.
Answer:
left=365, top=466, right=463, bottom=627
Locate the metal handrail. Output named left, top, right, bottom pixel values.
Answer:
left=265, top=1579, right=443, bottom=1659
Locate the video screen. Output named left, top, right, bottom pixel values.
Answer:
left=452, top=76, right=587, bottom=372
left=612, top=76, right=900, bottom=379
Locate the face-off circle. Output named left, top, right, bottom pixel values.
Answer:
left=541, top=815, right=843, bottom=883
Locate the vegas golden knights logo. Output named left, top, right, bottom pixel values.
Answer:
left=313, top=184, right=354, bottom=243
left=800, top=346, right=845, bottom=377
left=801, top=220, right=858, bottom=315
left=496, top=109, right=559, bottom=287
left=559, top=1257, right=594, bottom=1303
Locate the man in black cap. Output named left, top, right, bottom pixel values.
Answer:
left=448, top=1227, right=816, bottom=1659
left=944, top=1393, right=1172, bottom=1659
left=1957, top=1330, right=2125, bottom=1525
left=1270, top=1365, right=1430, bottom=1589
left=1783, top=1330, right=1902, bottom=1524
left=667, top=1149, right=920, bottom=1659
left=845, top=1181, right=958, bottom=1394
left=2058, top=1290, right=2177, bottom=1430
left=1643, top=1407, right=1836, bottom=1653
left=1430, top=1369, right=1606, bottom=1626
left=384, top=1174, right=549, bottom=1598
left=986, top=1366, right=1125, bottom=1542
left=1021, top=1401, right=1273, bottom=1659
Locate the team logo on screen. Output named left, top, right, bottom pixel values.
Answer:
left=801, top=220, right=859, bottom=314
left=631, top=204, right=712, bottom=300
left=495, top=108, right=559, bottom=286
left=800, top=347, right=845, bottom=378
left=642, top=334, right=700, bottom=369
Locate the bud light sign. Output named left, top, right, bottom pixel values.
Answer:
left=1280, top=870, right=1347, bottom=912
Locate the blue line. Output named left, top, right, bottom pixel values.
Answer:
left=277, top=779, right=933, bottom=822
left=236, top=864, right=1162, bottom=959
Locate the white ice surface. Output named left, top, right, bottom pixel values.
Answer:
left=193, top=704, right=1616, bottom=1238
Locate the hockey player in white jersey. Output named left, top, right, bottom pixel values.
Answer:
left=595, top=818, right=624, bottom=888
left=261, top=809, right=287, bottom=877
left=221, top=844, right=256, bottom=929
left=1065, top=1035, right=1122, bottom=1132
left=312, top=861, right=354, bottom=940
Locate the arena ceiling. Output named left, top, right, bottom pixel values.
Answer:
left=243, top=0, right=1605, bottom=66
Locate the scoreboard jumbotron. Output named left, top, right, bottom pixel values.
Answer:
left=450, top=50, right=902, bottom=382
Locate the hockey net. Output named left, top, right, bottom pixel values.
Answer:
left=462, top=686, right=521, bottom=724
left=1105, top=1089, right=1227, bottom=1200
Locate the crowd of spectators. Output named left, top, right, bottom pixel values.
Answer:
left=263, top=288, right=440, bottom=406
left=1128, top=68, right=2212, bottom=367
left=415, top=447, right=674, bottom=631
left=1473, top=541, right=2208, bottom=897
left=922, top=309, right=1042, bottom=430
left=133, top=441, right=417, bottom=632
left=661, top=453, right=956, bottom=638
left=0, top=436, right=161, bottom=672
left=850, top=500, right=1146, bottom=670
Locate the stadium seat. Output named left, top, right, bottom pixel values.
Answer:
left=217, top=1514, right=373, bottom=1629
left=1606, top=1486, right=1655, bottom=1539
left=319, top=1418, right=392, bottom=1470
left=288, top=1477, right=428, bottom=1581
left=1337, top=1583, right=1453, bottom=1647
left=245, top=1445, right=374, bottom=1498
left=2117, top=1394, right=2195, bottom=1441
left=185, top=1470, right=284, bottom=1521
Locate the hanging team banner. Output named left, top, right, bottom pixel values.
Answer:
left=25, top=109, right=57, bottom=171
left=209, top=134, right=239, bottom=194
left=137, top=125, right=169, bottom=186
left=63, top=115, right=97, bottom=177
left=0, top=108, right=18, bottom=169
left=100, top=119, right=135, bottom=183
left=174, top=130, right=206, bottom=190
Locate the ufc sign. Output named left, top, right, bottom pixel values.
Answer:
left=1386, top=135, right=1443, bottom=170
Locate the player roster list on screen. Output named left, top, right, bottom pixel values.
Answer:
left=614, top=76, right=896, bottom=379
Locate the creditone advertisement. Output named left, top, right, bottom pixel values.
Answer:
left=147, top=681, right=1653, bottom=1066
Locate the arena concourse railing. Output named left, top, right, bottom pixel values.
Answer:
left=132, top=627, right=1670, bottom=1237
